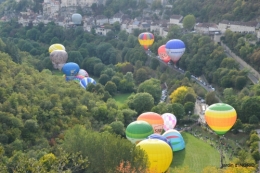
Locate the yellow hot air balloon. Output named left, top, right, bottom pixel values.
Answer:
left=138, top=32, right=154, bottom=50
left=49, top=44, right=66, bottom=54
left=205, top=103, right=237, bottom=135
left=136, top=139, right=173, bottom=173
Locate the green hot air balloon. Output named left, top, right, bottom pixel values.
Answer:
left=126, top=120, right=154, bottom=144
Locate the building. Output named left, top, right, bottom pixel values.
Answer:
left=169, top=14, right=183, bottom=28
left=95, top=26, right=111, bottom=35
left=194, top=23, right=220, bottom=34
left=218, top=20, right=257, bottom=34
left=43, top=0, right=60, bottom=15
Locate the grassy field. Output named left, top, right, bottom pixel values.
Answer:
left=170, top=132, right=220, bottom=173
left=113, top=93, right=132, bottom=106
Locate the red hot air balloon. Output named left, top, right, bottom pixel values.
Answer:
left=158, top=45, right=171, bottom=63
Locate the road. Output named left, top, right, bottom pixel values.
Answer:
left=221, top=42, right=259, bottom=84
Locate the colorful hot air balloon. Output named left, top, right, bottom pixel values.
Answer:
left=79, top=77, right=96, bottom=89
left=147, top=134, right=172, bottom=149
left=49, top=44, right=65, bottom=54
left=138, top=32, right=154, bottom=50
left=137, top=139, right=173, bottom=173
left=73, top=75, right=85, bottom=83
left=72, top=13, right=82, bottom=25
left=165, top=39, right=185, bottom=64
left=61, top=62, right=80, bottom=81
left=78, top=69, right=89, bottom=77
left=50, top=50, right=68, bottom=70
left=126, top=121, right=154, bottom=144
left=161, top=113, right=177, bottom=131
left=162, top=129, right=185, bottom=151
left=137, top=112, right=164, bottom=134
left=205, top=103, right=237, bottom=135
left=158, top=45, right=171, bottom=63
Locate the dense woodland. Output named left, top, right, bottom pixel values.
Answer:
left=0, top=0, right=260, bottom=171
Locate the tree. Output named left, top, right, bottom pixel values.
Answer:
left=205, top=92, right=219, bottom=105
left=127, top=93, right=154, bottom=114
left=104, top=81, right=117, bottom=96
left=183, top=15, right=196, bottom=31
left=249, top=115, right=259, bottom=124
left=94, top=63, right=105, bottom=77
left=235, top=76, right=247, bottom=90
left=110, top=121, right=125, bottom=136
left=184, top=102, right=195, bottom=114
left=172, top=103, right=185, bottom=119
left=170, top=86, right=196, bottom=105
left=68, top=51, right=83, bottom=65
left=137, top=78, right=162, bottom=104
left=134, top=68, right=149, bottom=84
left=62, top=125, right=147, bottom=173
left=99, top=74, right=110, bottom=85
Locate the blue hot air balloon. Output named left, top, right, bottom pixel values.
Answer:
left=62, top=62, right=80, bottom=81
left=165, top=39, right=186, bottom=65
left=162, top=129, right=185, bottom=151
left=72, top=13, right=82, bottom=25
left=80, top=77, right=96, bottom=89
left=147, top=134, right=172, bottom=149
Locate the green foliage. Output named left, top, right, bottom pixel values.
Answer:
left=183, top=15, right=196, bottom=30
left=137, top=78, right=161, bottom=104
left=127, top=93, right=154, bottom=114
left=62, top=125, right=147, bottom=173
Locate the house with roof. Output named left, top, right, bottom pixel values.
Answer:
left=95, top=26, right=111, bottom=36
left=218, top=20, right=257, bottom=34
left=95, top=15, right=109, bottom=26
left=121, top=18, right=132, bottom=33
left=169, top=15, right=183, bottom=28
left=194, top=23, right=220, bottom=34
left=43, top=0, right=60, bottom=15
left=111, top=12, right=124, bottom=24
left=83, top=17, right=95, bottom=32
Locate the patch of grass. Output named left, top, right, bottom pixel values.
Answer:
left=113, top=93, right=132, bottom=106
left=52, top=70, right=64, bottom=76
left=170, top=132, right=220, bottom=173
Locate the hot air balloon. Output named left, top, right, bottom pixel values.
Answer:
left=205, top=103, right=237, bottom=135
left=73, top=75, right=85, bottom=83
left=79, top=77, right=96, bottom=89
left=165, top=39, right=185, bottom=64
left=50, top=50, right=68, bottom=70
left=162, top=129, right=185, bottom=151
left=138, top=32, right=154, bottom=50
left=158, top=45, right=171, bottom=63
left=78, top=69, right=89, bottom=77
left=137, top=112, right=164, bottom=134
left=126, top=121, right=154, bottom=144
left=49, top=44, right=65, bottom=54
left=147, top=134, right=172, bottom=149
left=136, top=139, right=173, bottom=173
left=161, top=113, right=177, bottom=131
left=61, top=62, right=80, bottom=81
left=72, top=13, right=82, bottom=25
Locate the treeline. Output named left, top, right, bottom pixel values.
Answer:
left=171, top=0, right=260, bottom=22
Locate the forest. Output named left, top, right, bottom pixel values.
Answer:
left=0, top=18, right=259, bottom=172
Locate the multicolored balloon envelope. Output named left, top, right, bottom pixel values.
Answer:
left=49, top=44, right=65, bottom=54
left=137, top=112, right=164, bottom=134
left=165, top=39, right=185, bottom=64
left=50, top=50, right=68, bottom=70
left=78, top=69, right=89, bottom=77
left=137, top=139, right=173, bottom=173
left=161, top=113, right=177, bottom=131
left=205, top=103, right=237, bottom=135
left=61, top=62, right=80, bottom=81
left=147, top=134, right=172, bottom=149
left=126, top=121, right=154, bottom=144
left=73, top=75, right=85, bottom=83
left=138, top=32, right=154, bottom=50
left=158, top=45, right=171, bottom=63
left=79, top=77, right=96, bottom=89
left=162, top=129, right=185, bottom=151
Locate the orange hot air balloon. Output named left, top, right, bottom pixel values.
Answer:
left=158, top=45, right=171, bottom=63
left=137, top=112, right=164, bottom=134
left=205, top=103, right=237, bottom=135
left=138, top=32, right=154, bottom=50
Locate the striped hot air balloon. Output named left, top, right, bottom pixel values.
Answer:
left=79, top=77, right=96, bottom=89
left=205, top=103, right=237, bottom=135
left=137, top=112, right=164, bottom=134
left=162, top=129, right=185, bottom=151
left=138, top=32, right=154, bottom=50
left=126, top=120, right=154, bottom=144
